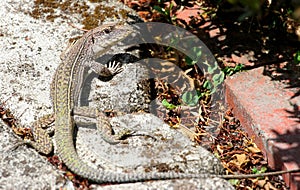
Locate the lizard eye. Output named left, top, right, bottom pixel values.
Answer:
left=103, top=28, right=111, bottom=34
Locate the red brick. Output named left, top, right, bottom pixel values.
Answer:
left=225, top=67, right=300, bottom=189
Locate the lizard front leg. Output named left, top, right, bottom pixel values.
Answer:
left=90, top=60, right=123, bottom=78
left=76, top=60, right=135, bottom=144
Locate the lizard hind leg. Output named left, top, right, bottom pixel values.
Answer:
left=23, top=114, right=55, bottom=155
left=96, top=111, right=158, bottom=144
left=96, top=112, right=136, bottom=145
left=73, top=107, right=135, bottom=145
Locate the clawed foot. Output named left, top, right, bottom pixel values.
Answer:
left=131, top=132, right=157, bottom=141
left=91, top=60, right=124, bottom=78
left=106, top=61, right=123, bottom=75
left=103, top=128, right=157, bottom=144
left=100, top=128, right=136, bottom=145
left=114, top=129, right=136, bottom=140
left=8, top=139, right=27, bottom=152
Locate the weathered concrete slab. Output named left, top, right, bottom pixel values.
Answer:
left=0, top=120, right=65, bottom=189
left=0, top=0, right=234, bottom=189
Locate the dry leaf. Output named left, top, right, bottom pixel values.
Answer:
left=247, top=146, right=261, bottom=153
left=229, top=153, right=250, bottom=168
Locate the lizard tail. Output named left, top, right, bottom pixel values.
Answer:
left=54, top=122, right=202, bottom=183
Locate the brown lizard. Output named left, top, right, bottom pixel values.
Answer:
left=25, top=23, right=205, bottom=183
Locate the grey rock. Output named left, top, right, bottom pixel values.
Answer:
left=77, top=113, right=223, bottom=174
left=94, top=178, right=234, bottom=190
left=0, top=120, right=65, bottom=190
left=0, top=0, right=233, bottom=189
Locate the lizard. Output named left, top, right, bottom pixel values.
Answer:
left=24, top=23, right=300, bottom=184
left=25, top=23, right=207, bottom=183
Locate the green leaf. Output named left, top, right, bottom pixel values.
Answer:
left=212, top=72, right=225, bottom=85
left=252, top=166, right=267, bottom=174
left=185, top=47, right=202, bottom=66
left=203, top=80, right=213, bottom=90
left=207, top=61, right=218, bottom=74
left=260, top=166, right=267, bottom=173
left=182, top=91, right=192, bottom=102
left=209, top=86, right=217, bottom=94
left=161, top=99, right=177, bottom=110
left=153, top=6, right=165, bottom=14
left=222, top=64, right=244, bottom=76
left=193, top=47, right=202, bottom=58
left=252, top=167, right=259, bottom=174
left=235, top=63, right=244, bottom=71
left=228, top=179, right=240, bottom=186
left=185, top=56, right=197, bottom=65
left=182, top=91, right=200, bottom=106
